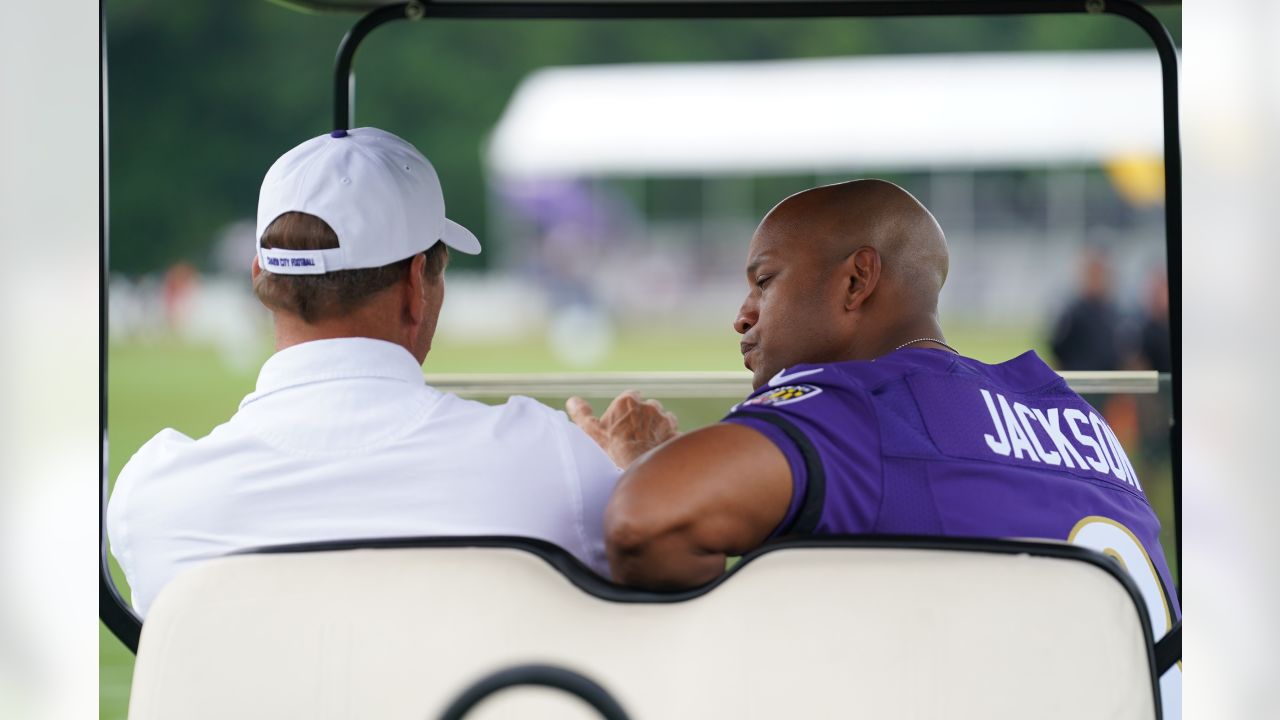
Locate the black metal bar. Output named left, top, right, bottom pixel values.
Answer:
left=100, top=0, right=144, bottom=653
left=333, top=3, right=419, bottom=131
left=1154, top=619, right=1181, bottom=675
left=332, top=0, right=1094, bottom=132
left=1104, top=0, right=1181, bottom=597
left=439, top=664, right=631, bottom=720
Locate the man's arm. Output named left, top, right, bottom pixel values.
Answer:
left=603, top=423, right=792, bottom=590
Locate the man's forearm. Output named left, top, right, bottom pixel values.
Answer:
left=601, top=423, right=792, bottom=589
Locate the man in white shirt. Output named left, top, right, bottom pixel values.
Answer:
left=108, top=127, right=677, bottom=616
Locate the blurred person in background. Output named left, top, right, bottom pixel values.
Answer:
left=1049, top=248, right=1124, bottom=371
left=107, top=127, right=676, bottom=616
left=1136, top=266, right=1171, bottom=374
left=578, top=179, right=1179, bottom=713
left=1131, top=265, right=1173, bottom=478
left=160, top=262, right=199, bottom=333
left=1048, top=247, right=1143, bottom=466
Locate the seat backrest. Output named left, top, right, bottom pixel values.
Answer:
left=128, top=537, right=1158, bottom=720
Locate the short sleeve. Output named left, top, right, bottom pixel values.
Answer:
left=108, top=427, right=196, bottom=616
left=722, top=413, right=814, bottom=537
left=722, top=372, right=882, bottom=537
left=558, top=418, right=622, bottom=578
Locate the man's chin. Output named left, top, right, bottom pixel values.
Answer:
left=749, top=368, right=770, bottom=391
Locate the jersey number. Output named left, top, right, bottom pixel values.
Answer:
left=1068, top=516, right=1180, bottom=719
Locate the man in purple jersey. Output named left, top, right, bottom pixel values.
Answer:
left=589, top=179, right=1179, bottom=625
left=583, top=177, right=1182, bottom=714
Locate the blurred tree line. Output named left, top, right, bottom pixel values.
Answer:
left=106, top=0, right=1179, bottom=274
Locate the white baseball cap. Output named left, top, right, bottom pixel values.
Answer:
left=255, top=127, right=480, bottom=275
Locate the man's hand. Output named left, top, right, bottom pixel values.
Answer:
left=566, top=391, right=680, bottom=469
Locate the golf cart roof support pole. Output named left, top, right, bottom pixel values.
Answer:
left=1103, top=0, right=1182, bottom=595
left=100, top=1, right=144, bottom=653
left=333, top=2, right=422, bottom=132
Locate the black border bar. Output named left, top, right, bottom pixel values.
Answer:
left=1106, top=0, right=1181, bottom=597
left=100, top=0, right=144, bottom=654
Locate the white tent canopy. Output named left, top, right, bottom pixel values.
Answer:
left=486, top=50, right=1164, bottom=178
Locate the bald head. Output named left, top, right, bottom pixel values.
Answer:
left=760, top=179, right=949, bottom=313
left=735, top=179, right=954, bottom=387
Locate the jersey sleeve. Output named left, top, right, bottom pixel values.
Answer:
left=722, top=371, right=882, bottom=537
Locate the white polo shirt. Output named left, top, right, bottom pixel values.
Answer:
left=107, top=337, right=621, bottom=616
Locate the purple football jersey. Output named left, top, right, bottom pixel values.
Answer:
left=724, top=347, right=1180, bottom=620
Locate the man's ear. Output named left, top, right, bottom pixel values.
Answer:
left=403, top=253, right=428, bottom=326
left=250, top=254, right=262, bottom=282
left=842, top=246, right=881, bottom=312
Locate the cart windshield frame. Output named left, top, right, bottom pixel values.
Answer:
left=99, top=0, right=1182, bottom=657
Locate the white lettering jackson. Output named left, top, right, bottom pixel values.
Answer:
left=980, top=389, right=1011, bottom=456
left=1090, top=412, right=1128, bottom=483
left=979, top=390, right=1140, bottom=487
left=1031, top=408, right=1089, bottom=470
left=1015, top=402, right=1060, bottom=466
left=997, top=394, right=1039, bottom=462
left=1099, top=421, right=1143, bottom=491
left=1064, top=408, right=1110, bottom=474
left=1117, top=431, right=1142, bottom=491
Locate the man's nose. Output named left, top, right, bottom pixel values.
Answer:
left=734, top=299, right=756, bottom=335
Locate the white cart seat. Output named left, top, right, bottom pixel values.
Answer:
left=128, top=537, right=1159, bottom=720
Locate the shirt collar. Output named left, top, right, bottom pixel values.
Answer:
left=240, top=337, right=425, bottom=409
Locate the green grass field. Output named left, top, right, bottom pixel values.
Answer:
left=100, top=324, right=1175, bottom=718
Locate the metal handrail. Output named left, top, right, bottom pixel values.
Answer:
left=424, top=370, right=1167, bottom=398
